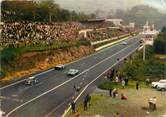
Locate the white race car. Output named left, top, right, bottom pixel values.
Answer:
left=121, top=41, right=127, bottom=45
left=54, top=64, right=65, bottom=70
left=67, top=69, right=79, bottom=76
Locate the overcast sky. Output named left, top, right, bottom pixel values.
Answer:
left=55, top=0, right=166, bottom=13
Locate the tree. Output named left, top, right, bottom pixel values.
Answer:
left=1, top=0, right=88, bottom=22
left=161, top=27, right=166, bottom=33
left=38, top=0, right=59, bottom=22
left=153, top=27, right=166, bottom=54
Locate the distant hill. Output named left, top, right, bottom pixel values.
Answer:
left=115, top=5, right=166, bottom=29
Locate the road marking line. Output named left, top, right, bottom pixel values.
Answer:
left=45, top=96, right=72, bottom=117
left=0, top=96, right=23, bottom=103
left=61, top=45, right=139, bottom=117
left=0, top=35, right=139, bottom=90
left=6, top=40, right=140, bottom=117
left=95, top=36, right=132, bottom=51
left=0, top=69, right=54, bottom=90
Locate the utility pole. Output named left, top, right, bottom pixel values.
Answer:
left=143, top=44, right=146, bottom=61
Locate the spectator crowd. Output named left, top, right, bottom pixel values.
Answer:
left=1, top=22, right=85, bottom=48
left=0, top=21, right=135, bottom=48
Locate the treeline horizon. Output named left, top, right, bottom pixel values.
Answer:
left=1, top=0, right=89, bottom=22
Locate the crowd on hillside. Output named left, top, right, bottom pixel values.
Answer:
left=86, top=29, right=112, bottom=41
left=86, top=28, right=133, bottom=41
left=0, top=21, right=134, bottom=48
left=0, top=22, right=84, bottom=48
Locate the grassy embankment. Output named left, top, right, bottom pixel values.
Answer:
left=66, top=87, right=166, bottom=117
left=0, top=40, right=92, bottom=84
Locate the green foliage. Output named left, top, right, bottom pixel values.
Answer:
left=154, top=39, right=166, bottom=54
left=98, top=80, right=148, bottom=90
left=0, top=40, right=91, bottom=63
left=121, top=46, right=166, bottom=81
left=0, top=71, right=6, bottom=79
left=161, top=27, right=166, bottom=33
left=98, top=81, right=114, bottom=90
left=0, top=48, right=21, bottom=62
left=154, top=27, right=166, bottom=54
left=1, top=0, right=89, bottom=22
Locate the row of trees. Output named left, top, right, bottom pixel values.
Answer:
left=154, top=27, right=166, bottom=54
left=1, top=0, right=89, bottom=22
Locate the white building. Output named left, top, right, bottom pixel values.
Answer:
left=106, top=19, right=123, bottom=26
left=129, top=23, right=135, bottom=28
left=141, top=21, right=159, bottom=45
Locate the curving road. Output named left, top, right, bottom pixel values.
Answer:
left=0, top=35, right=142, bottom=117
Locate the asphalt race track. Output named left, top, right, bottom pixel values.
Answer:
left=0, top=35, right=142, bottom=117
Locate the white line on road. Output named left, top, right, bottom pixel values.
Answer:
left=0, top=96, right=23, bottom=103
left=61, top=45, right=139, bottom=117
left=6, top=40, right=140, bottom=117
left=0, top=69, right=54, bottom=90
left=45, top=96, right=72, bottom=117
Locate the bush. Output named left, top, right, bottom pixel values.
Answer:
left=0, top=71, right=6, bottom=79
left=98, top=81, right=114, bottom=90
left=120, top=45, right=166, bottom=81
left=0, top=48, right=21, bottom=62
left=154, top=39, right=166, bottom=54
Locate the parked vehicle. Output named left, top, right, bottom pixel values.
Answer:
left=25, top=76, right=39, bottom=86
left=67, top=69, right=79, bottom=76
left=151, top=79, right=166, bottom=88
left=54, top=64, right=65, bottom=70
left=157, top=84, right=166, bottom=91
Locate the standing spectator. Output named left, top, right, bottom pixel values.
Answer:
left=122, top=80, right=125, bottom=89
left=115, top=75, right=119, bottom=84
left=119, top=74, right=122, bottom=82
left=136, top=81, right=139, bottom=90
left=124, top=77, right=128, bottom=86
left=148, top=97, right=157, bottom=111
left=110, top=69, right=115, bottom=80
left=83, top=94, right=91, bottom=111
left=73, top=85, right=77, bottom=91
left=145, top=78, right=150, bottom=85
left=83, top=95, right=88, bottom=111
left=87, top=94, right=91, bottom=107
left=109, top=88, right=113, bottom=97
left=71, top=100, right=76, bottom=113
left=153, top=97, right=157, bottom=110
